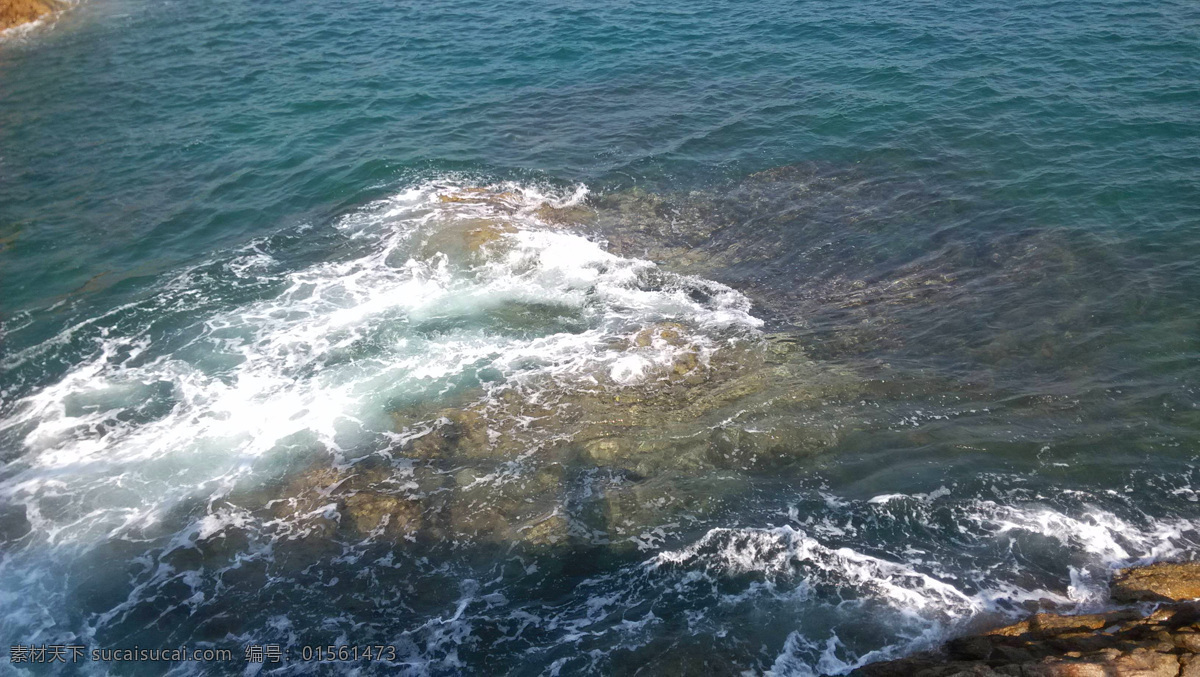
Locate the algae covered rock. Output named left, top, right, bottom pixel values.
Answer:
left=591, top=472, right=745, bottom=552
left=534, top=201, right=596, bottom=226
left=250, top=322, right=860, bottom=555
left=415, top=185, right=581, bottom=266
left=442, top=461, right=575, bottom=546
left=262, top=456, right=429, bottom=541
left=397, top=407, right=491, bottom=459
left=383, top=318, right=862, bottom=482
left=417, top=217, right=518, bottom=266
left=368, top=321, right=860, bottom=551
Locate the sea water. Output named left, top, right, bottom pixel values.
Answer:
left=1, top=0, right=1199, bottom=674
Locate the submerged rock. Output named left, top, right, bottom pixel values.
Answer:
left=387, top=327, right=860, bottom=476
left=241, top=325, right=854, bottom=555
left=591, top=472, right=745, bottom=551
left=369, top=326, right=860, bottom=551
left=417, top=217, right=518, bottom=266
left=850, top=562, right=1200, bottom=677
left=398, top=407, right=491, bottom=459
left=260, top=457, right=429, bottom=541
left=566, top=167, right=1113, bottom=384
left=534, top=201, right=597, bottom=226
left=224, top=178, right=888, bottom=556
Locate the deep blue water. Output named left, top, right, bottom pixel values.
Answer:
left=1, top=0, right=1199, bottom=674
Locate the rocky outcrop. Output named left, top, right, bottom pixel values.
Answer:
left=850, top=562, right=1200, bottom=677
left=1113, top=563, right=1200, bottom=604
left=1, top=0, right=59, bottom=32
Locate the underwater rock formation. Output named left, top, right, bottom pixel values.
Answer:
left=213, top=173, right=1103, bottom=563
left=213, top=183, right=869, bottom=557
left=247, top=323, right=859, bottom=556
left=850, top=562, right=1200, bottom=677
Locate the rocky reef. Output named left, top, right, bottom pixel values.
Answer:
left=0, top=0, right=59, bottom=32
left=208, top=176, right=1097, bottom=564
left=199, top=184, right=869, bottom=562
left=850, top=561, right=1200, bottom=677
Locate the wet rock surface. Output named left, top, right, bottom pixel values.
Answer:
left=850, top=562, right=1200, bottom=677
left=1, top=0, right=59, bottom=31
left=1114, top=563, right=1200, bottom=604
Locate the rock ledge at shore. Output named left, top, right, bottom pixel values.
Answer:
left=850, top=562, right=1200, bottom=677
left=1, top=0, right=60, bottom=32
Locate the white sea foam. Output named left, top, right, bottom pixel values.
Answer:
left=654, top=524, right=983, bottom=619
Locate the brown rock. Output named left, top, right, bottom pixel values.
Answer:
left=1112, top=562, right=1200, bottom=603
left=341, top=492, right=422, bottom=538
left=517, top=512, right=571, bottom=546
left=436, top=188, right=522, bottom=211
left=534, top=202, right=595, bottom=225
left=632, top=322, right=686, bottom=348
left=1024, top=662, right=1108, bottom=677
left=1174, top=632, right=1200, bottom=652
left=418, top=218, right=517, bottom=264
left=403, top=408, right=491, bottom=459
left=1108, top=647, right=1179, bottom=677
left=1179, top=654, right=1200, bottom=677
left=1031, top=611, right=1138, bottom=633
left=946, top=635, right=994, bottom=660
left=1, top=0, right=59, bottom=31
left=990, top=645, right=1035, bottom=663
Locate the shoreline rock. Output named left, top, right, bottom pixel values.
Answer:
left=1, top=0, right=59, bottom=32
left=849, top=561, right=1200, bottom=677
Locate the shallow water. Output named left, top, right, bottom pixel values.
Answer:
left=1, top=0, right=1199, bottom=675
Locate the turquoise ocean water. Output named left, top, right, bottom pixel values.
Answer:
left=1, top=0, right=1199, bottom=674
